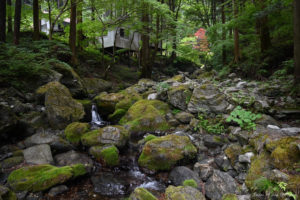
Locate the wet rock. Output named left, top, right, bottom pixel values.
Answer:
left=37, top=82, right=85, bottom=129
left=23, top=144, right=54, bottom=165
left=119, top=100, right=171, bottom=134
left=7, top=164, right=86, bottom=192
left=214, top=155, right=233, bottom=172
left=188, top=84, right=229, bottom=114
left=91, top=173, right=127, bottom=196
left=83, top=78, right=112, bottom=97
left=48, top=185, right=68, bottom=197
left=167, top=85, right=192, bottom=110
left=169, top=166, right=202, bottom=188
left=138, top=135, right=197, bottom=171
left=147, top=93, right=158, bottom=100
left=54, top=150, right=93, bottom=173
left=175, top=112, right=194, bottom=124
left=129, top=188, right=158, bottom=200
left=81, top=125, right=129, bottom=148
left=238, top=152, right=254, bottom=164
left=165, top=186, right=206, bottom=200
left=94, top=92, right=125, bottom=116
left=23, top=132, right=73, bottom=153
left=205, top=170, right=237, bottom=200
left=281, top=127, right=300, bottom=135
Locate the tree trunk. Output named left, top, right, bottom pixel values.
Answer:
left=69, top=0, right=77, bottom=64
left=33, top=0, right=40, bottom=40
left=7, top=0, right=12, bottom=33
left=140, top=1, right=151, bottom=78
left=222, top=0, right=226, bottom=65
left=47, top=0, right=52, bottom=40
left=294, top=0, right=300, bottom=84
left=14, top=0, right=21, bottom=45
left=0, top=0, right=6, bottom=42
left=233, top=0, right=240, bottom=63
left=77, top=0, right=83, bottom=50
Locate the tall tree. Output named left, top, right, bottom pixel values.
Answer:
left=33, top=0, right=40, bottom=40
left=69, top=0, right=78, bottom=64
left=233, top=0, right=240, bottom=63
left=256, top=0, right=271, bottom=55
left=0, top=0, right=6, bottom=42
left=140, top=1, right=151, bottom=78
left=7, top=0, right=12, bottom=33
left=14, top=0, right=21, bottom=45
left=295, top=0, right=300, bottom=84
left=221, top=0, right=226, bottom=65
left=77, top=0, right=84, bottom=50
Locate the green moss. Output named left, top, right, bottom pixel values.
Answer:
left=64, top=122, right=90, bottom=145
left=8, top=165, right=77, bottom=192
left=225, top=144, right=242, bottom=166
left=108, top=109, right=127, bottom=122
left=76, top=99, right=92, bottom=106
left=94, top=92, right=125, bottom=115
left=100, top=145, right=119, bottom=167
left=183, top=179, right=197, bottom=188
left=71, top=164, right=87, bottom=178
left=222, top=194, right=238, bottom=200
left=1, top=191, right=17, bottom=200
left=138, top=135, right=197, bottom=171
left=81, top=129, right=100, bottom=146
left=170, top=74, right=184, bottom=82
left=129, top=188, right=158, bottom=200
left=0, top=156, right=24, bottom=169
left=165, top=185, right=205, bottom=200
left=144, top=134, right=157, bottom=142
left=119, top=100, right=171, bottom=134
left=245, top=153, right=271, bottom=191
left=12, top=150, right=23, bottom=157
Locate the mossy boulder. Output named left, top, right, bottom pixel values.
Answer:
left=0, top=156, right=24, bottom=170
left=138, top=135, right=197, bottom=171
left=37, top=82, right=85, bottom=129
left=64, top=122, right=90, bottom=146
left=187, top=84, right=229, bottom=114
left=89, top=145, right=119, bottom=167
left=265, top=137, right=300, bottom=169
left=76, top=99, right=92, bottom=121
left=245, top=153, right=272, bottom=191
left=0, top=185, right=17, bottom=200
left=94, top=92, right=125, bottom=115
left=225, top=144, right=242, bottom=166
left=182, top=179, right=198, bottom=188
left=167, top=85, right=192, bottom=110
left=108, top=109, right=127, bottom=123
left=119, top=100, right=171, bottom=134
left=7, top=164, right=86, bottom=192
left=83, top=78, right=112, bottom=97
left=222, top=194, right=238, bottom=200
left=165, top=186, right=206, bottom=200
left=81, top=125, right=129, bottom=148
left=129, top=187, right=158, bottom=200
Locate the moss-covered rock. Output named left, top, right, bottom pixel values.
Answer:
left=37, top=82, right=85, bottom=129
left=7, top=164, right=86, bottom=192
left=108, top=109, right=127, bottom=123
left=165, top=186, right=206, bottom=200
left=167, top=85, right=192, bottom=110
left=64, top=122, right=90, bottom=145
left=94, top=92, right=125, bottom=115
left=287, top=175, right=300, bottom=195
left=225, top=144, right=242, bottom=166
left=0, top=156, right=24, bottom=170
left=0, top=185, right=17, bottom=200
left=83, top=78, right=112, bottom=97
left=222, top=194, right=238, bottom=200
left=129, top=187, right=158, bottom=200
left=138, top=135, right=197, bottom=171
left=245, top=153, right=272, bottom=191
left=119, top=100, right=171, bottom=134
left=89, top=145, right=119, bottom=167
left=265, top=137, right=300, bottom=169
left=81, top=125, right=129, bottom=148
left=182, top=179, right=198, bottom=188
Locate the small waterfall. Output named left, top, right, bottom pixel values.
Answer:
left=91, top=104, right=106, bottom=127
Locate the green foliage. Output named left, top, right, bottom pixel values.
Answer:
left=156, top=82, right=170, bottom=93
left=253, top=177, right=276, bottom=193
left=172, top=109, right=181, bottom=115
left=226, top=106, right=261, bottom=130
left=195, top=114, right=226, bottom=134
left=183, top=179, right=198, bottom=188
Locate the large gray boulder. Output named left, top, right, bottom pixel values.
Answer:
left=169, top=166, right=202, bottom=187
left=188, top=84, right=229, bottom=114
left=37, top=82, right=85, bottom=129
left=205, top=170, right=237, bottom=200
left=167, top=85, right=192, bottom=110
left=23, top=144, right=54, bottom=165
